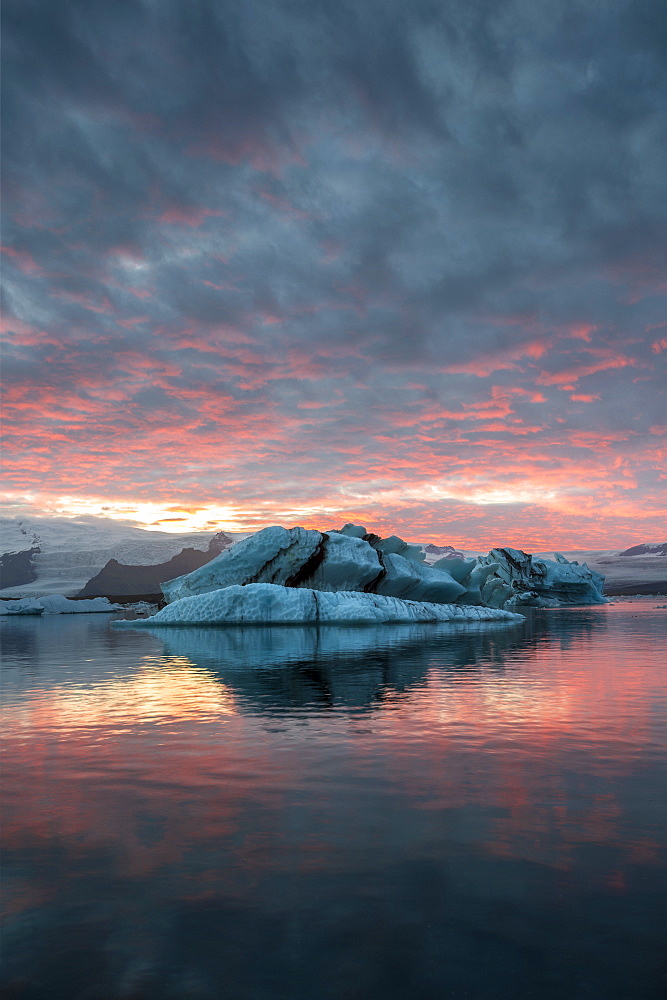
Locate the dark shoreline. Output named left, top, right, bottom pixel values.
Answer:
left=604, top=581, right=667, bottom=596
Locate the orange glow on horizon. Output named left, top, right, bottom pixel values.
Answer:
left=2, top=309, right=664, bottom=549
left=1, top=487, right=665, bottom=550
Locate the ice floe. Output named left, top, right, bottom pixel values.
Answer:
left=115, top=582, right=522, bottom=627
left=0, top=595, right=122, bottom=615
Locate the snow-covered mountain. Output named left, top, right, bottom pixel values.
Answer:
left=0, top=517, right=245, bottom=597
left=619, top=542, right=667, bottom=557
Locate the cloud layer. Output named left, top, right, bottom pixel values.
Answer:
left=2, top=0, right=666, bottom=546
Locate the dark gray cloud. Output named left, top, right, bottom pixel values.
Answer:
left=2, top=0, right=666, bottom=544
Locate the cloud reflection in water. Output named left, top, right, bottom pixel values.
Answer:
left=1, top=606, right=666, bottom=1000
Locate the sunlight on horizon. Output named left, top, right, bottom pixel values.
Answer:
left=0, top=487, right=557, bottom=536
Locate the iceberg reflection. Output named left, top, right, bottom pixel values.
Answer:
left=145, top=620, right=526, bottom=712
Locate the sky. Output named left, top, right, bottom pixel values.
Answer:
left=2, top=0, right=666, bottom=548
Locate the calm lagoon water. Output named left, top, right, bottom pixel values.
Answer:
left=1, top=600, right=666, bottom=1000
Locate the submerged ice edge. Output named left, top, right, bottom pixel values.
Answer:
left=112, top=582, right=524, bottom=627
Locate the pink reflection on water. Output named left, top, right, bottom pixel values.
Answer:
left=1, top=604, right=666, bottom=924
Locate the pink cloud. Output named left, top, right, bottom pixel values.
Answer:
left=158, top=206, right=224, bottom=227
left=566, top=324, right=596, bottom=342
left=1, top=245, right=45, bottom=275
left=536, top=354, right=637, bottom=386
left=441, top=340, right=549, bottom=377
left=187, top=134, right=306, bottom=177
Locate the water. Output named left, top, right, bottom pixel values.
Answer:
left=2, top=601, right=666, bottom=1000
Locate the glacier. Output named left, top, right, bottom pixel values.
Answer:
left=114, top=582, right=522, bottom=627
left=161, top=524, right=606, bottom=609
left=0, top=516, right=238, bottom=597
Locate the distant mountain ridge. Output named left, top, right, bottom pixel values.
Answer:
left=0, top=545, right=41, bottom=590
left=619, top=542, right=667, bottom=557
left=78, top=533, right=234, bottom=600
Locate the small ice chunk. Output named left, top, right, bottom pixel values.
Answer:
left=0, top=595, right=121, bottom=614
left=0, top=598, right=45, bottom=615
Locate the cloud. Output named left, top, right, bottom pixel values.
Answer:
left=1, top=0, right=666, bottom=545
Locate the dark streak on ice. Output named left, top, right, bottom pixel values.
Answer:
left=364, top=548, right=387, bottom=593
left=243, top=531, right=319, bottom=586
left=285, top=533, right=329, bottom=588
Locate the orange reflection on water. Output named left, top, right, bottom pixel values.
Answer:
left=4, top=656, right=237, bottom=736
left=2, top=657, right=248, bottom=893
left=2, top=608, right=666, bottom=917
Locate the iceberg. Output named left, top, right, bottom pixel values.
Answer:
left=160, top=524, right=605, bottom=610
left=475, top=548, right=607, bottom=607
left=0, top=597, right=44, bottom=615
left=374, top=552, right=466, bottom=602
left=0, top=595, right=122, bottom=615
left=162, top=525, right=471, bottom=606
left=161, top=526, right=373, bottom=602
left=114, top=582, right=522, bottom=627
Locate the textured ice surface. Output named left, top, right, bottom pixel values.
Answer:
left=162, top=526, right=323, bottom=603
left=0, top=598, right=44, bottom=615
left=163, top=525, right=470, bottom=606
left=161, top=524, right=607, bottom=610
left=115, top=583, right=522, bottom=627
left=337, top=525, right=425, bottom=564
left=0, top=595, right=122, bottom=615
left=375, top=552, right=466, bottom=603
left=478, top=548, right=607, bottom=607
left=299, top=532, right=382, bottom=592
left=162, top=525, right=389, bottom=602
left=432, top=556, right=478, bottom=584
